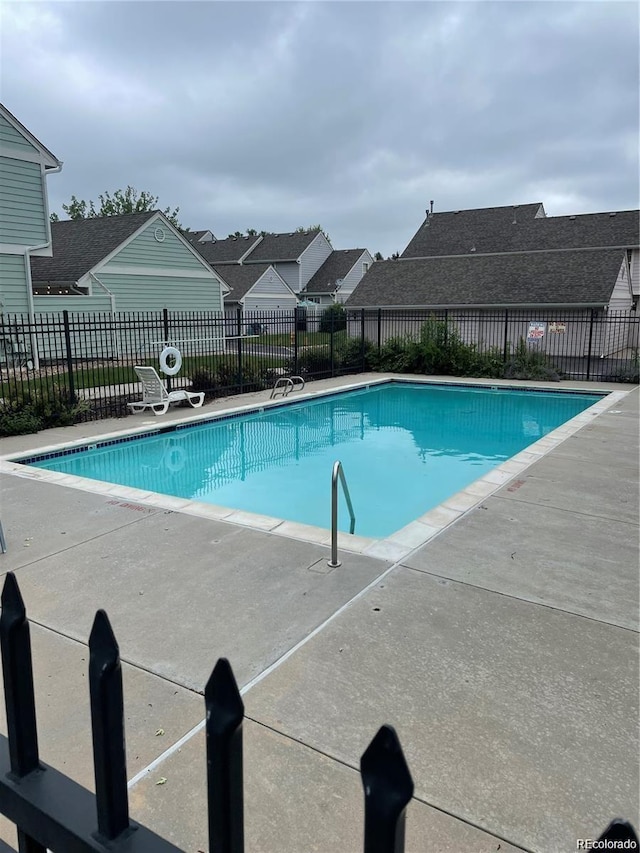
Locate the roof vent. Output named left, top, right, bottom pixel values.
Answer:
left=470, top=245, right=476, bottom=252
left=569, top=215, right=576, bottom=220
left=609, top=212, right=617, bottom=217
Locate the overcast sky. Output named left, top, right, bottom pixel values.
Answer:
left=2, top=1, right=638, bottom=257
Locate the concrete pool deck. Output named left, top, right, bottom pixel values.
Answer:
left=0, top=374, right=638, bottom=852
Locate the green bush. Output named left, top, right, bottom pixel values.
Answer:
left=503, top=338, right=561, bottom=381
left=0, top=404, right=43, bottom=436
left=319, top=303, right=347, bottom=334
left=189, top=367, right=217, bottom=399
left=0, top=382, right=90, bottom=436
left=335, top=337, right=376, bottom=373
left=293, top=347, right=333, bottom=379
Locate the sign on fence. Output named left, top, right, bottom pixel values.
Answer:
left=527, top=322, right=546, bottom=342
left=548, top=322, right=567, bottom=333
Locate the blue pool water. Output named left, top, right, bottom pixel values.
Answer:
left=25, top=383, right=600, bottom=538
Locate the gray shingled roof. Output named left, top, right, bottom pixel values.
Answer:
left=189, top=235, right=261, bottom=264
left=402, top=205, right=639, bottom=258
left=244, top=230, right=321, bottom=263
left=30, top=212, right=157, bottom=282
left=182, top=229, right=211, bottom=245
left=301, top=249, right=366, bottom=294
left=346, top=249, right=626, bottom=308
left=212, top=264, right=273, bottom=301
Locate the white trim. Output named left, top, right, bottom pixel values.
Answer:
left=238, top=234, right=263, bottom=263
left=1, top=243, right=54, bottom=255
left=0, top=104, right=61, bottom=169
left=100, top=264, right=219, bottom=279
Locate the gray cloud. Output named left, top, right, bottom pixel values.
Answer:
left=2, top=1, right=638, bottom=257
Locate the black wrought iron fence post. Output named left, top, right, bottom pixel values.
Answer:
left=586, top=308, right=595, bottom=381
left=330, top=306, right=335, bottom=376
left=377, top=308, right=382, bottom=354
left=503, top=309, right=510, bottom=363
left=360, top=308, right=366, bottom=372
left=293, top=307, right=299, bottom=375
left=236, top=307, right=244, bottom=394
left=361, top=725, right=414, bottom=853
left=163, top=308, right=172, bottom=392
left=206, top=658, right=244, bottom=853
left=62, top=310, right=76, bottom=405
left=0, top=573, right=46, bottom=853
left=89, top=610, right=130, bottom=842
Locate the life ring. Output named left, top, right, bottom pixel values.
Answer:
left=165, top=444, right=186, bottom=473
left=160, top=346, right=182, bottom=376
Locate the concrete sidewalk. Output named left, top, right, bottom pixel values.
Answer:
left=0, top=378, right=638, bottom=852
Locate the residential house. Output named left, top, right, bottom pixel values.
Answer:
left=299, top=248, right=374, bottom=305
left=0, top=103, right=62, bottom=363
left=347, top=202, right=640, bottom=360
left=188, top=229, right=374, bottom=319
left=29, top=211, right=227, bottom=360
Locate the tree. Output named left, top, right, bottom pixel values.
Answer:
left=374, top=251, right=383, bottom=261
left=50, top=186, right=181, bottom=227
left=296, top=223, right=329, bottom=241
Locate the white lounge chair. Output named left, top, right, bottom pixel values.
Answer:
left=127, top=366, right=204, bottom=416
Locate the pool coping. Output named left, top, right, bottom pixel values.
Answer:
left=0, top=377, right=632, bottom=563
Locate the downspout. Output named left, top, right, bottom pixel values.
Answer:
left=24, top=245, right=49, bottom=370
left=90, top=272, right=118, bottom=358
left=24, top=162, right=63, bottom=370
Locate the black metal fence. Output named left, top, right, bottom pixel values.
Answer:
left=0, top=307, right=638, bottom=429
left=1, top=571, right=637, bottom=852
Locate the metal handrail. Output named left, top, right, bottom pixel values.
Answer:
left=328, top=461, right=356, bottom=568
left=270, top=377, right=294, bottom=399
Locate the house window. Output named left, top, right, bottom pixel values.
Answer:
left=362, top=262, right=369, bottom=274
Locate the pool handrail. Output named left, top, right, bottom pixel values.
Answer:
left=328, top=460, right=356, bottom=568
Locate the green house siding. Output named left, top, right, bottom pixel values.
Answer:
left=97, top=272, right=223, bottom=312
left=0, top=253, right=29, bottom=314
left=0, top=158, right=47, bottom=245
left=33, top=294, right=111, bottom=314
left=0, top=114, right=38, bottom=154
left=104, top=221, right=204, bottom=270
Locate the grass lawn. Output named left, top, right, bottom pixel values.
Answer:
left=1, top=354, right=288, bottom=399
left=259, top=330, right=347, bottom=347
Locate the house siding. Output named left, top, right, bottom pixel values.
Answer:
left=299, top=232, right=332, bottom=288
left=271, top=261, right=299, bottom=292
left=0, top=253, right=29, bottom=314
left=243, top=268, right=297, bottom=311
left=0, top=158, right=47, bottom=246
left=0, top=114, right=38, bottom=154
left=608, top=259, right=633, bottom=310
left=103, top=220, right=205, bottom=270
left=96, top=272, right=223, bottom=312
left=336, top=250, right=375, bottom=303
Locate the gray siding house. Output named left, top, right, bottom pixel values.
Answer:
left=299, top=248, right=374, bottom=305
left=347, top=202, right=640, bottom=359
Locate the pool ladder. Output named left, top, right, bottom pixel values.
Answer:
left=270, top=375, right=305, bottom=399
left=328, top=461, right=356, bottom=568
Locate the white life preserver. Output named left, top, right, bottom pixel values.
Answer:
left=159, top=346, right=182, bottom=376
left=165, top=444, right=186, bottom=473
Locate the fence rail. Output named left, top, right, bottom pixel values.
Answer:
left=0, top=307, right=638, bottom=431
left=0, top=571, right=637, bottom=852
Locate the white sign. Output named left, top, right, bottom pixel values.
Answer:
left=527, top=322, right=546, bottom=341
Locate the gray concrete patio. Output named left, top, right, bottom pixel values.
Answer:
left=0, top=376, right=638, bottom=852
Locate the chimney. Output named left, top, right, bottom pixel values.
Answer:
left=430, top=200, right=434, bottom=216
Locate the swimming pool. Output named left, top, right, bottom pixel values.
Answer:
left=19, top=381, right=601, bottom=539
